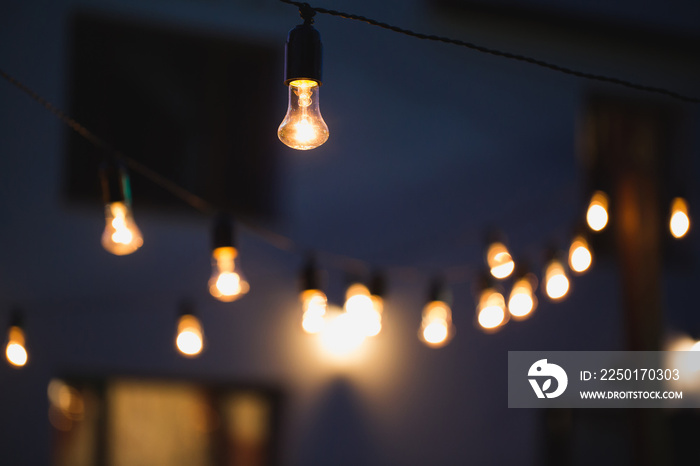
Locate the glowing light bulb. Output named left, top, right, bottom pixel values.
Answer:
left=586, top=191, right=609, bottom=232
left=568, top=235, right=592, bottom=273
left=5, top=326, right=28, bottom=367
left=176, top=314, right=204, bottom=357
left=209, top=246, right=249, bottom=302
left=545, top=259, right=569, bottom=300
left=320, top=311, right=366, bottom=358
left=278, top=80, right=328, bottom=150
left=670, top=197, right=690, bottom=239
left=477, top=288, right=507, bottom=330
left=487, top=242, right=515, bottom=279
left=344, top=283, right=382, bottom=338
left=508, top=276, right=537, bottom=319
left=419, top=301, right=454, bottom=348
left=301, top=289, right=327, bottom=334
left=101, top=201, right=143, bottom=255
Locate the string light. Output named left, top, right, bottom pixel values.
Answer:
left=544, top=255, right=570, bottom=301
left=586, top=191, right=609, bottom=232
left=209, top=215, right=249, bottom=302
left=344, top=280, right=382, bottom=338
left=175, top=302, right=204, bottom=357
left=419, top=280, right=455, bottom=348
left=299, top=257, right=327, bottom=334
left=5, top=311, right=28, bottom=368
left=568, top=235, right=593, bottom=274
left=508, top=271, right=537, bottom=320
left=277, top=6, right=329, bottom=150
left=476, top=277, right=508, bottom=331
left=486, top=240, right=515, bottom=279
left=669, top=197, right=690, bottom=239
left=99, top=161, right=143, bottom=255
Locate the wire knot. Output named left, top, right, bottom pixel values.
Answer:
left=299, top=3, right=316, bottom=24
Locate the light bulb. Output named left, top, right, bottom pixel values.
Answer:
left=101, top=201, right=143, bottom=255
left=545, top=259, right=569, bottom=300
left=419, top=301, right=454, bottom=348
left=486, top=242, right=515, bottom=279
left=176, top=314, right=204, bottom=357
left=586, top=191, right=609, bottom=232
left=477, top=288, right=507, bottom=330
left=568, top=235, right=592, bottom=273
left=344, top=283, right=382, bottom=338
left=301, top=289, right=327, bottom=334
left=508, top=277, right=537, bottom=319
left=5, top=326, right=28, bottom=367
left=209, top=246, right=249, bottom=302
left=278, top=80, right=328, bottom=150
left=670, top=197, right=690, bottom=239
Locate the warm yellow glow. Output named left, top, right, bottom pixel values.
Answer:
left=670, top=197, right=690, bottom=239
left=176, top=314, right=204, bottom=357
left=101, top=201, right=143, bottom=255
left=209, top=247, right=249, bottom=302
left=545, top=259, right=570, bottom=300
left=508, top=277, right=537, bottom=319
left=5, top=326, right=27, bottom=367
left=477, top=289, right=507, bottom=330
left=487, top=242, right=515, bottom=279
left=301, top=289, right=327, bottom=334
left=278, top=80, right=328, bottom=150
left=692, top=341, right=700, bottom=352
left=319, top=312, right=366, bottom=357
left=419, top=301, right=454, bottom=348
left=568, top=236, right=592, bottom=273
left=344, top=284, right=383, bottom=337
left=586, top=191, right=609, bottom=232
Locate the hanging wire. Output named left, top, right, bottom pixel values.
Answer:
left=279, top=0, right=699, bottom=104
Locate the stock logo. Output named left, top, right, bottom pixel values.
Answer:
left=528, top=359, right=568, bottom=399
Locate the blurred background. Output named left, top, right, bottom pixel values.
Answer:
left=0, top=0, right=699, bottom=464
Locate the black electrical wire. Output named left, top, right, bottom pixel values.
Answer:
left=280, top=0, right=699, bottom=104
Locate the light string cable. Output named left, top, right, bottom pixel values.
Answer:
left=279, top=0, right=700, bottom=104
left=0, top=67, right=375, bottom=272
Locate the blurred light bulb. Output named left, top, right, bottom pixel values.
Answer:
left=344, top=284, right=382, bottom=338
left=5, top=326, right=28, bottom=367
left=670, top=197, right=690, bottom=239
left=301, top=289, right=327, bottom=334
left=477, top=288, right=507, bottom=330
left=278, top=80, right=328, bottom=150
left=586, top=191, right=609, bottom=232
left=508, top=277, right=537, bottom=319
left=568, top=235, right=592, bottom=273
left=487, top=242, right=515, bottom=279
left=101, top=201, right=143, bottom=255
left=419, top=301, right=454, bottom=348
left=209, top=247, right=249, bottom=302
left=176, top=314, right=204, bottom=357
left=545, top=259, right=569, bottom=300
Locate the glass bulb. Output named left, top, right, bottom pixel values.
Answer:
left=5, top=326, right=28, bottom=367
left=209, top=247, right=249, bottom=302
left=278, top=80, right=329, bottom=150
left=101, top=201, right=143, bottom=255
left=419, top=301, right=454, bottom=348
left=586, top=191, right=609, bottom=232
left=486, top=242, right=515, bottom=279
left=670, top=197, right=690, bottom=239
left=344, top=284, right=382, bottom=337
left=176, top=314, right=204, bottom=357
left=508, top=277, right=537, bottom=319
left=568, top=236, right=592, bottom=273
left=545, top=259, right=569, bottom=300
left=301, top=289, right=327, bottom=334
left=477, top=288, right=507, bottom=330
